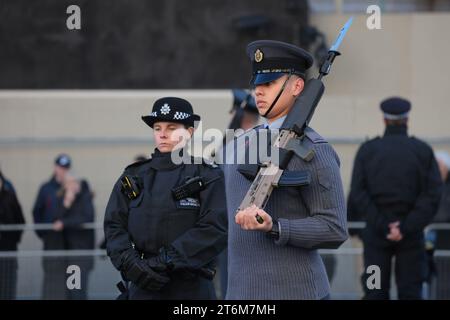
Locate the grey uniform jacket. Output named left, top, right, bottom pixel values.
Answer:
left=222, top=126, right=348, bottom=300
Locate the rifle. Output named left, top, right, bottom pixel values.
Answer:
left=237, top=18, right=353, bottom=223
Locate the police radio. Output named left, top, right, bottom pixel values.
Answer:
left=172, top=176, right=221, bottom=200
left=120, top=175, right=142, bottom=200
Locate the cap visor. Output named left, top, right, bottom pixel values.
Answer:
left=252, top=73, right=285, bottom=85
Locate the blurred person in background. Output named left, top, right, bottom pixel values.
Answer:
left=54, top=173, right=95, bottom=300
left=424, top=151, right=450, bottom=299
left=33, top=154, right=72, bottom=299
left=0, top=170, right=25, bottom=299
left=433, top=151, right=450, bottom=251
left=33, top=154, right=95, bottom=299
left=348, top=97, right=442, bottom=300
left=227, top=89, right=260, bottom=131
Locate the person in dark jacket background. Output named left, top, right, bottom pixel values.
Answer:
left=227, top=89, right=260, bottom=131
left=33, top=154, right=72, bottom=299
left=0, top=170, right=25, bottom=299
left=54, top=174, right=95, bottom=299
left=425, top=151, right=450, bottom=299
left=433, top=151, right=450, bottom=250
left=348, top=97, right=442, bottom=300
left=33, top=154, right=95, bottom=299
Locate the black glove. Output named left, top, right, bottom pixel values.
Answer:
left=150, top=246, right=192, bottom=271
left=146, top=247, right=176, bottom=272
left=146, top=247, right=217, bottom=281
left=121, top=250, right=170, bottom=291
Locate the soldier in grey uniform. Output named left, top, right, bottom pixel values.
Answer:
left=221, top=40, right=348, bottom=299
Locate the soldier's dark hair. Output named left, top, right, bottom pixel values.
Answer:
left=385, top=118, right=408, bottom=126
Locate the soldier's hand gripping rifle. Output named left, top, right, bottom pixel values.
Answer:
left=237, top=18, right=353, bottom=224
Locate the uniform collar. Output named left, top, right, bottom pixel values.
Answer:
left=263, top=115, right=287, bottom=130
left=149, top=148, right=183, bottom=170
left=384, top=124, right=408, bottom=136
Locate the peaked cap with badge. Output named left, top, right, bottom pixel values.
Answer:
left=142, top=97, right=201, bottom=128
left=246, top=40, right=314, bottom=85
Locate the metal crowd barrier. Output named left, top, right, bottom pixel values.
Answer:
left=0, top=222, right=101, bottom=231
left=0, top=222, right=449, bottom=300
left=3, top=221, right=450, bottom=231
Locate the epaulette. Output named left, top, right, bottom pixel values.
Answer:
left=304, top=127, right=327, bottom=144
left=124, top=158, right=152, bottom=174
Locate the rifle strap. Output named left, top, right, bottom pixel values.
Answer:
left=263, top=73, right=292, bottom=118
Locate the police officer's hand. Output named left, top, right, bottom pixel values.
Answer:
left=146, top=256, right=168, bottom=273
left=146, top=247, right=173, bottom=273
left=235, top=205, right=272, bottom=232
left=129, top=259, right=170, bottom=291
left=122, top=251, right=170, bottom=291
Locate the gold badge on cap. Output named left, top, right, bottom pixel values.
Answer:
left=255, top=49, right=263, bottom=63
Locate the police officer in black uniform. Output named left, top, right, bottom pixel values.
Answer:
left=348, top=97, right=443, bottom=300
left=104, top=97, right=227, bottom=300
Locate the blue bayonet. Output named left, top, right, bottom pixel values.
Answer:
left=319, top=17, right=353, bottom=79
left=329, top=17, right=354, bottom=53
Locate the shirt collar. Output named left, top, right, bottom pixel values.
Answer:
left=263, top=115, right=287, bottom=130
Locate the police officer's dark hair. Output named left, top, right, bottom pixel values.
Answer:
left=153, top=122, right=193, bottom=130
